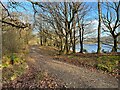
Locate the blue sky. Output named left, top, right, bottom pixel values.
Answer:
left=2, top=1, right=119, bottom=37
left=1, top=0, right=119, bottom=2
left=3, top=1, right=111, bottom=20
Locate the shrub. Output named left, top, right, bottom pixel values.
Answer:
left=83, top=49, right=88, bottom=53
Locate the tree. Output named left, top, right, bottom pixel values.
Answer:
left=0, top=1, right=29, bottom=28
left=76, top=4, right=91, bottom=53
left=2, top=10, right=32, bottom=64
left=29, top=2, right=86, bottom=54
left=102, top=2, right=120, bottom=52
left=97, top=0, right=102, bottom=53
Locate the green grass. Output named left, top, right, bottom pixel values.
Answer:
left=67, top=54, right=120, bottom=74
left=67, top=55, right=75, bottom=59
left=96, top=56, right=120, bottom=73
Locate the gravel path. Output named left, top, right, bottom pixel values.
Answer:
left=28, top=45, right=118, bottom=88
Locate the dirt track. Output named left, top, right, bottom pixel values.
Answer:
left=27, top=45, right=118, bottom=88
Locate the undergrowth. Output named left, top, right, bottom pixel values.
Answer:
left=96, top=56, right=120, bottom=74
left=2, top=54, right=28, bottom=83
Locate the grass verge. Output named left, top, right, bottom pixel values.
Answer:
left=2, top=54, right=28, bottom=84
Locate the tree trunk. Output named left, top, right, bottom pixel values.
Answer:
left=40, top=36, right=43, bottom=46
left=70, top=30, right=73, bottom=52
left=97, top=1, right=102, bottom=54
left=80, top=41, right=83, bottom=53
left=64, top=2, right=69, bottom=54
left=73, top=29, right=76, bottom=53
left=44, top=37, right=47, bottom=46
left=65, top=33, right=69, bottom=54
left=112, top=37, right=117, bottom=52
left=79, top=28, right=83, bottom=53
left=81, top=25, right=84, bottom=53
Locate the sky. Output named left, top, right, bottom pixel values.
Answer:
left=1, top=1, right=119, bottom=37
left=1, top=0, right=119, bottom=2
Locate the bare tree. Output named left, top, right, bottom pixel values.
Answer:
left=97, top=0, right=102, bottom=53
left=76, top=4, right=91, bottom=53
left=0, top=1, right=29, bottom=28
left=29, top=2, right=86, bottom=54
left=102, top=2, right=120, bottom=52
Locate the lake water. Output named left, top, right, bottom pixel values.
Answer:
left=75, top=43, right=120, bottom=53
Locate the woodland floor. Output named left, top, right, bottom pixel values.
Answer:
left=2, top=45, right=119, bottom=89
